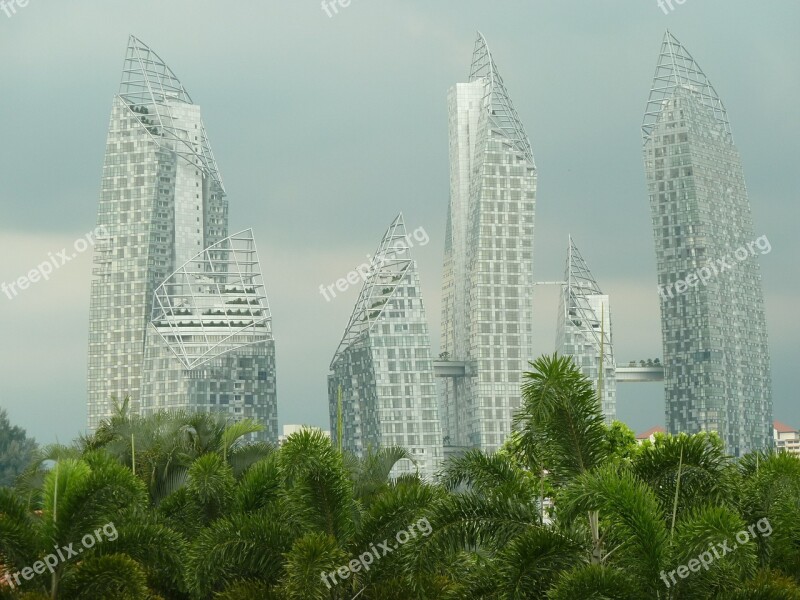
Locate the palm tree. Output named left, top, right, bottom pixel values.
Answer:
left=515, top=354, right=610, bottom=566
left=6, top=357, right=800, bottom=598
left=83, top=403, right=273, bottom=505
left=0, top=452, right=185, bottom=599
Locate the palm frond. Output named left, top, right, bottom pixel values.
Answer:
left=439, top=449, right=535, bottom=500
left=515, top=354, right=609, bottom=485
left=279, top=429, right=356, bottom=544
left=185, top=512, right=292, bottom=597
left=632, top=431, right=734, bottom=518
left=58, top=553, right=149, bottom=600
left=558, top=464, right=668, bottom=592
left=227, top=442, right=274, bottom=479
left=546, top=564, right=642, bottom=599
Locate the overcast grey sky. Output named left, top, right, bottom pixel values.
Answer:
left=1, top=0, right=797, bottom=445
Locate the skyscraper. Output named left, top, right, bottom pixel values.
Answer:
left=642, top=31, right=772, bottom=455
left=328, top=214, right=442, bottom=477
left=141, top=230, right=277, bottom=441
left=88, top=36, right=277, bottom=439
left=555, top=237, right=616, bottom=423
left=440, top=33, right=537, bottom=451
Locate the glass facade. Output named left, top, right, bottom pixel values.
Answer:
left=141, top=231, right=277, bottom=442
left=642, top=31, right=772, bottom=455
left=440, top=33, right=537, bottom=451
left=328, top=215, right=443, bottom=478
left=88, top=36, right=277, bottom=440
left=555, top=237, right=616, bottom=423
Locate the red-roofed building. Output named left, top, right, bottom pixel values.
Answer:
left=774, top=421, right=800, bottom=457
left=636, top=426, right=666, bottom=444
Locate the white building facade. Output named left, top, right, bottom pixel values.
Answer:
left=440, top=33, right=537, bottom=451
left=642, top=31, right=772, bottom=455
left=555, top=237, right=617, bottom=422
left=88, top=37, right=277, bottom=440
left=329, top=215, right=443, bottom=477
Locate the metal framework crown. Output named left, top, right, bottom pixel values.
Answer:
left=150, top=230, right=273, bottom=369
left=642, top=30, right=732, bottom=143
left=119, top=35, right=225, bottom=190
left=330, top=214, right=414, bottom=369
left=469, top=32, right=535, bottom=165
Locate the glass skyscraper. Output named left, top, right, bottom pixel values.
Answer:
left=88, top=36, right=277, bottom=440
left=642, top=31, right=772, bottom=455
left=141, top=230, right=277, bottom=441
left=555, top=237, right=616, bottom=423
left=328, top=215, right=442, bottom=477
left=440, top=33, right=537, bottom=451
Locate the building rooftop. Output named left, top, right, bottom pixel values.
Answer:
left=774, top=421, right=797, bottom=434
left=637, top=425, right=666, bottom=439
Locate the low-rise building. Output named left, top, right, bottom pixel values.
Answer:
left=773, top=421, right=800, bottom=457
left=636, top=425, right=665, bottom=445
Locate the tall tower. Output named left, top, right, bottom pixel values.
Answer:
left=555, top=237, right=616, bottom=423
left=328, top=215, right=442, bottom=477
left=642, top=31, right=772, bottom=455
left=88, top=36, right=277, bottom=439
left=440, top=33, right=537, bottom=451
left=141, top=230, right=277, bottom=441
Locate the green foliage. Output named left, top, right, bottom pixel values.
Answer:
left=603, top=421, right=638, bottom=463
left=185, top=454, right=235, bottom=524
left=186, top=512, right=292, bottom=597
left=279, top=428, right=356, bottom=543
left=214, top=580, right=282, bottom=599
left=670, top=505, right=758, bottom=598
left=234, top=454, right=281, bottom=514
left=3, top=359, right=799, bottom=598
left=82, top=406, right=271, bottom=505
left=547, top=564, right=641, bottom=599
left=281, top=532, right=349, bottom=600
left=727, top=570, right=800, bottom=599
left=58, top=554, right=149, bottom=599
left=440, top=449, right=537, bottom=500
left=559, top=464, right=669, bottom=593
left=494, top=527, right=586, bottom=599
left=632, top=431, right=734, bottom=518
left=516, top=354, right=609, bottom=486
left=347, top=445, right=415, bottom=506
left=0, top=409, right=36, bottom=488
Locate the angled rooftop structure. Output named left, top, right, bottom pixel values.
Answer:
left=141, top=230, right=277, bottom=442
left=439, top=33, right=538, bottom=451
left=119, top=35, right=224, bottom=190
left=642, top=31, right=771, bottom=455
left=555, top=237, right=616, bottom=422
left=331, top=215, right=413, bottom=369
left=469, top=32, right=535, bottom=164
left=642, top=29, right=732, bottom=143
left=329, top=214, right=442, bottom=478
left=149, top=229, right=273, bottom=370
